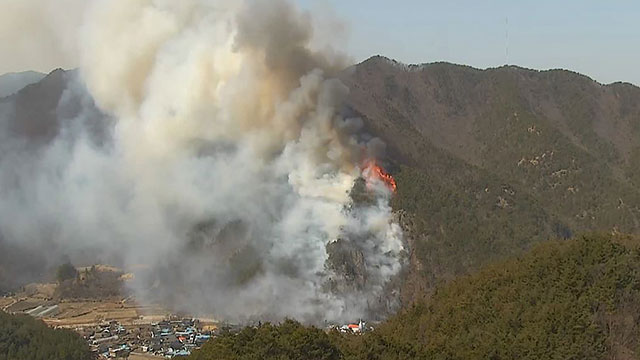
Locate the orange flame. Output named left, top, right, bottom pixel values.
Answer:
left=363, top=160, right=397, bottom=193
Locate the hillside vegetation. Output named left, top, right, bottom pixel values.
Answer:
left=54, top=264, right=123, bottom=300
left=0, top=312, right=92, bottom=360
left=341, top=233, right=640, bottom=360
left=2, top=60, right=639, bottom=305
left=341, top=57, right=640, bottom=301
left=188, top=319, right=341, bottom=360
left=189, top=234, right=640, bottom=360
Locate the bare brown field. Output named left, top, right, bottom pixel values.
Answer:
left=3, top=292, right=203, bottom=329
left=42, top=300, right=167, bottom=327
left=6, top=298, right=47, bottom=312
left=0, top=297, right=15, bottom=309
left=2, top=291, right=175, bottom=328
left=129, top=353, right=164, bottom=360
left=4, top=285, right=208, bottom=330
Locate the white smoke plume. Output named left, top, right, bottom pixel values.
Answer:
left=0, top=0, right=85, bottom=74
left=0, top=0, right=404, bottom=323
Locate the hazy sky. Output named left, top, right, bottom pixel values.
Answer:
left=299, top=0, right=640, bottom=85
left=1, top=1, right=638, bottom=86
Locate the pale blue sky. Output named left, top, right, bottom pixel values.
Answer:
left=298, top=0, right=640, bottom=85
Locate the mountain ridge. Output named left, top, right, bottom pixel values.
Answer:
left=0, top=70, right=46, bottom=98
left=341, top=55, right=640, bottom=303
left=1, top=60, right=640, bottom=310
left=358, top=55, right=640, bottom=87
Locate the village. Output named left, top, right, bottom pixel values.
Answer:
left=79, top=318, right=371, bottom=359
left=77, top=317, right=214, bottom=359
left=0, top=284, right=215, bottom=358
left=1, top=292, right=371, bottom=359
left=0, top=262, right=375, bottom=359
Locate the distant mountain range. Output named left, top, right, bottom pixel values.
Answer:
left=0, top=71, right=45, bottom=98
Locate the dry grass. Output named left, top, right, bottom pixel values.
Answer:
left=0, top=297, right=15, bottom=309
left=43, top=301, right=140, bottom=327
left=38, top=300, right=172, bottom=328
left=6, top=298, right=46, bottom=312
left=129, top=353, right=164, bottom=360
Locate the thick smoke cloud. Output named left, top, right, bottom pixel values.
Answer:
left=0, top=0, right=85, bottom=74
left=0, top=0, right=404, bottom=323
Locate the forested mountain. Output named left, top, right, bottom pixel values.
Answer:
left=0, top=54, right=638, bottom=360
left=2, top=58, right=640, bottom=305
left=340, top=234, right=640, bottom=360
left=341, top=56, right=640, bottom=302
left=188, top=234, right=640, bottom=360
left=189, top=320, right=342, bottom=360
left=0, top=312, right=92, bottom=360
left=0, top=68, right=108, bottom=294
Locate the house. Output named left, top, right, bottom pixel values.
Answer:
left=92, top=335, right=119, bottom=345
left=169, top=340, right=184, bottom=351
left=342, top=320, right=366, bottom=334
left=148, top=342, right=162, bottom=353
left=194, top=334, right=210, bottom=346
left=109, top=347, right=130, bottom=359
left=173, top=349, right=191, bottom=357
left=97, top=344, right=109, bottom=355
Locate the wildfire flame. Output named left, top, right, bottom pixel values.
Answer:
left=363, top=160, right=397, bottom=193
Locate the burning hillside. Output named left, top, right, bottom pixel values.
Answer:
left=0, top=0, right=404, bottom=324
left=363, top=160, right=397, bottom=193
